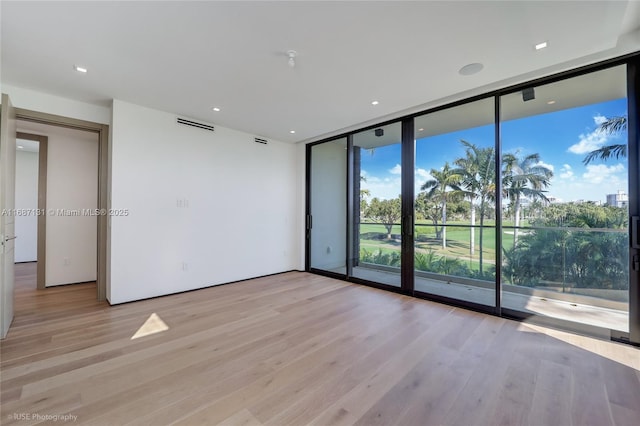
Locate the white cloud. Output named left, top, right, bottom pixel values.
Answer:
left=545, top=159, right=627, bottom=204
left=567, top=115, right=618, bottom=155
left=582, top=163, right=625, bottom=185
left=360, top=169, right=400, bottom=200
left=361, top=167, right=437, bottom=200
left=548, top=174, right=627, bottom=203
left=568, top=130, right=609, bottom=154
left=593, top=115, right=607, bottom=126
left=535, top=161, right=554, bottom=172
left=415, top=168, right=434, bottom=196
left=559, top=164, right=574, bottom=180
left=415, top=168, right=432, bottom=181
left=360, top=177, right=401, bottom=200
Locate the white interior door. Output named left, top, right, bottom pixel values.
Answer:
left=1, top=93, right=17, bottom=338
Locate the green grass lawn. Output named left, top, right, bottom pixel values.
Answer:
left=359, top=220, right=518, bottom=271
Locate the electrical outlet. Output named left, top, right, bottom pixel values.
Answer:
left=64, top=258, right=71, bottom=266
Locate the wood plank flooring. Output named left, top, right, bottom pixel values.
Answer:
left=1, top=262, right=639, bottom=426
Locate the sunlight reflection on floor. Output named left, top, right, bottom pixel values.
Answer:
left=518, top=322, right=640, bottom=371
left=131, top=312, right=169, bottom=340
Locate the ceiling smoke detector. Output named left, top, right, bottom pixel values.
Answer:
left=287, top=50, right=297, bottom=68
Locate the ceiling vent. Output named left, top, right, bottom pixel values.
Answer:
left=176, top=117, right=215, bottom=132
left=254, top=137, right=268, bottom=145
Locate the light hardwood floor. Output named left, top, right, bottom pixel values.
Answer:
left=1, top=263, right=639, bottom=426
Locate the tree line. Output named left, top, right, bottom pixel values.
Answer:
left=364, top=139, right=553, bottom=276
left=361, top=116, right=629, bottom=290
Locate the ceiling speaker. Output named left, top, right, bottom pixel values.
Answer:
left=522, top=87, right=535, bottom=102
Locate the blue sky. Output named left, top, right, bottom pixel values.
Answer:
left=361, top=98, right=628, bottom=204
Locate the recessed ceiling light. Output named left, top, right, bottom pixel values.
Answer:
left=371, top=101, right=379, bottom=105
left=289, top=130, right=296, bottom=134
left=17, top=145, right=24, bottom=149
left=547, top=100, right=556, bottom=105
left=535, top=41, right=548, bottom=50
left=74, top=65, right=88, bottom=73
left=212, top=107, right=221, bottom=112
left=458, top=63, right=483, bottom=76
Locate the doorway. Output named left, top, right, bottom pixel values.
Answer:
left=14, top=132, right=47, bottom=289
left=14, top=109, right=109, bottom=301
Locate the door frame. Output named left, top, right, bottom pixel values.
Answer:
left=1, top=94, right=17, bottom=338
left=15, top=109, right=109, bottom=301
left=15, top=132, right=48, bottom=290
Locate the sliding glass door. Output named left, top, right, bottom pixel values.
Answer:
left=306, top=56, right=639, bottom=344
left=308, top=138, right=347, bottom=275
left=351, top=122, right=403, bottom=287
left=499, top=65, right=630, bottom=333
left=413, top=98, right=497, bottom=309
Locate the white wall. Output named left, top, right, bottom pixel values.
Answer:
left=44, top=126, right=99, bottom=286
left=14, top=150, right=38, bottom=262
left=109, top=100, right=298, bottom=304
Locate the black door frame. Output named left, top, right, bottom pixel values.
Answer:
left=627, top=56, right=640, bottom=345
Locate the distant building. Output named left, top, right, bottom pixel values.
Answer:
left=606, top=190, right=628, bottom=208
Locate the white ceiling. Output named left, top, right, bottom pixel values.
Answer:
left=2, top=1, right=639, bottom=144
left=16, top=139, right=39, bottom=153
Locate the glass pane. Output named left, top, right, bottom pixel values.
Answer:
left=310, top=139, right=347, bottom=274
left=414, top=98, right=496, bottom=307
left=500, top=65, right=629, bottom=332
left=352, top=122, right=402, bottom=287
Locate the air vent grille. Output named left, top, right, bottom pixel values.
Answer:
left=176, top=118, right=215, bottom=132
left=254, top=137, right=268, bottom=145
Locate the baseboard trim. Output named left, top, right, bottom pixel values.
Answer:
left=107, top=270, right=304, bottom=306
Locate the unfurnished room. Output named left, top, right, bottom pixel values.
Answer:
left=1, top=1, right=639, bottom=425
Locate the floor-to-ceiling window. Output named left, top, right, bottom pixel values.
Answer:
left=351, top=122, right=403, bottom=287
left=306, top=56, right=639, bottom=344
left=413, top=99, right=497, bottom=309
left=499, top=65, right=629, bottom=333
left=309, top=138, right=347, bottom=275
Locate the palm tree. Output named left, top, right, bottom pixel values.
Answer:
left=454, top=140, right=496, bottom=277
left=502, top=152, right=553, bottom=245
left=420, top=162, right=462, bottom=249
left=583, top=115, right=627, bottom=164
